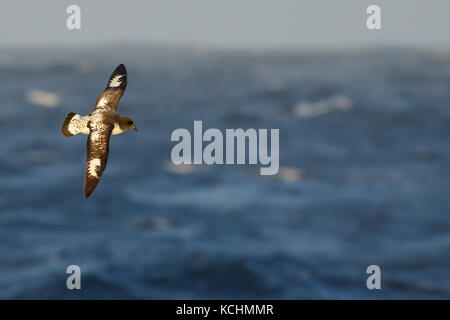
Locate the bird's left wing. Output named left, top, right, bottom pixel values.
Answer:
left=83, top=122, right=113, bottom=198
left=94, top=64, right=128, bottom=112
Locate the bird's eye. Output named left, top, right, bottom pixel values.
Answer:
left=128, top=121, right=133, bottom=125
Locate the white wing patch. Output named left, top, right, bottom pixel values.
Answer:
left=88, top=158, right=101, bottom=178
left=109, top=74, right=123, bottom=88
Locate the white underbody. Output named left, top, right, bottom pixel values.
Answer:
left=112, top=124, right=125, bottom=135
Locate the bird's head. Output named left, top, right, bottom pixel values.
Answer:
left=118, top=115, right=138, bottom=132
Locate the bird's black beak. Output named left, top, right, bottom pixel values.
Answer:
left=132, top=125, right=138, bottom=131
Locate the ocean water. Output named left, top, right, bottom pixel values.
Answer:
left=0, top=46, right=449, bottom=299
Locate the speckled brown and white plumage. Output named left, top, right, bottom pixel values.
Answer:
left=61, top=64, right=137, bottom=198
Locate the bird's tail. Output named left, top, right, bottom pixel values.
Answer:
left=61, top=112, right=81, bottom=137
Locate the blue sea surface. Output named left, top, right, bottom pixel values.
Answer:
left=0, top=46, right=448, bottom=299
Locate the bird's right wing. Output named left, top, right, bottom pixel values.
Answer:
left=83, top=122, right=113, bottom=198
left=94, top=64, right=128, bottom=112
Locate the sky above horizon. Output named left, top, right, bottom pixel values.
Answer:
left=0, top=0, right=449, bottom=49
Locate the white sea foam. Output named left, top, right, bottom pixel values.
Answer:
left=25, top=89, right=61, bottom=108
left=164, top=161, right=196, bottom=175
left=294, top=95, right=352, bottom=118
left=277, top=167, right=304, bottom=183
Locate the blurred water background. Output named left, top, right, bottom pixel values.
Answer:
left=0, top=46, right=448, bottom=299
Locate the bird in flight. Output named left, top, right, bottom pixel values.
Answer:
left=61, top=64, right=137, bottom=198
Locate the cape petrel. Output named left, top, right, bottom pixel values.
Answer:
left=61, top=64, right=137, bottom=198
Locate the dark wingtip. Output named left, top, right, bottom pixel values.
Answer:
left=115, top=63, right=127, bottom=75
left=106, top=63, right=128, bottom=91
left=83, top=183, right=94, bottom=198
